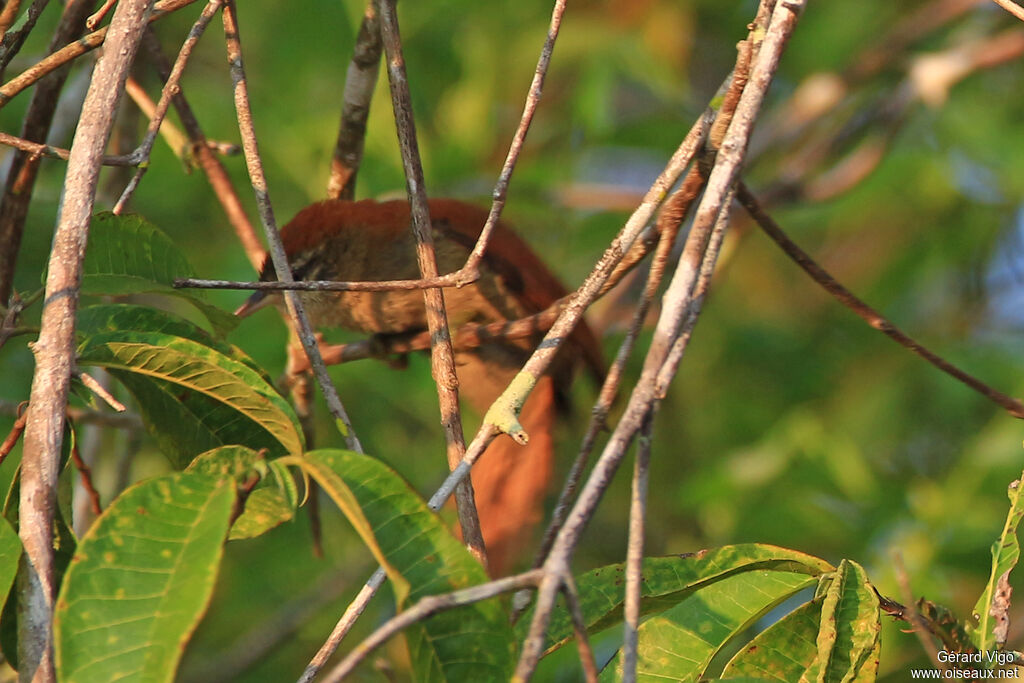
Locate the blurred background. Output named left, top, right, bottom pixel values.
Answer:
left=2, top=0, right=1024, bottom=679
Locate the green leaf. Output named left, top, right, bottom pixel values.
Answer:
left=54, top=472, right=235, bottom=683
left=77, top=331, right=303, bottom=467
left=524, top=544, right=833, bottom=654
left=187, top=445, right=297, bottom=540
left=78, top=304, right=273, bottom=383
left=81, top=213, right=237, bottom=335
left=803, top=560, right=881, bottom=683
left=298, top=449, right=515, bottom=680
left=0, top=519, right=20, bottom=606
left=722, top=599, right=824, bottom=681
left=968, top=472, right=1024, bottom=652
left=600, top=568, right=818, bottom=681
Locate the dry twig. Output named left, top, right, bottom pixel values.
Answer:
left=326, top=1, right=382, bottom=200
left=17, top=1, right=156, bottom=678
left=736, top=182, right=1024, bottom=419
left=377, top=0, right=486, bottom=564
left=221, top=0, right=363, bottom=452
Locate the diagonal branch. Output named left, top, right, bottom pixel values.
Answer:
left=0, top=0, right=199, bottom=109
left=514, top=0, right=802, bottom=676
left=220, top=0, right=363, bottom=452
left=326, top=0, right=381, bottom=200
left=17, top=1, right=156, bottom=678
left=377, top=0, right=486, bottom=565
left=735, top=181, right=1024, bottom=419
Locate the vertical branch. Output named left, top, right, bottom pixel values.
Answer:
left=622, top=413, right=653, bottom=682
left=140, top=29, right=264, bottom=269
left=17, top=2, right=155, bottom=680
left=513, top=0, right=803, bottom=676
left=0, top=0, right=93, bottom=305
left=326, top=0, right=381, bottom=200
left=112, top=0, right=223, bottom=213
left=221, top=0, right=362, bottom=451
left=376, top=0, right=486, bottom=564
left=459, top=0, right=567, bottom=281
left=0, top=1, right=24, bottom=40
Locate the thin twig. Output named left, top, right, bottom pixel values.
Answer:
left=0, top=403, right=28, bottom=468
left=0, top=131, right=144, bottom=166
left=458, top=0, right=568, bottom=285
left=176, top=269, right=477, bottom=293
left=0, top=0, right=50, bottom=72
left=991, top=0, right=1024, bottom=22
left=321, top=570, right=544, bottom=682
left=87, top=0, right=119, bottom=29
left=326, top=0, right=381, bottom=200
left=0, top=0, right=198, bottom=109
left=75, top=370, right=127, bottom=412
left=377, top=0, right=486, bottom=565
left=622, top=412, right=653, bottom=683
left=514, top=2, right=801, bottom=676
left=68, top=441, right=102, bottom=516
left=735, top=182, right=1024, bottom=419
left=221, top=0, right=363, bottom=452
left=562, top=572, right=599, bottom=683
left=0, top=0, right=95, bottom=305
left=113, top=0, right=223, bottom=213
left=893, top=552, right=947, bottom=672
left=140, top=29, right=263, bottom=269
left=18, top=1, right=156, bottom=678
left=298, top=568, right=387, bottom=683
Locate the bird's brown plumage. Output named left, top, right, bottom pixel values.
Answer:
left=247, top=198, right=603, bottom=572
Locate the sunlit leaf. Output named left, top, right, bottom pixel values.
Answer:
left=188, top=445, right=297, bottom=540
left=525, top=544, right=833, bottom=654
left=77, top=331, right=303, bottom=467
left=298, top=449, right=515, bottom=680
left=600, top=568, right=818, bottom=681
left=968, top=472, right=1024, bottom=652
left=81, top=213, right=237, bottom=335
left=54, top=472, right=234, bottom=683
left=77, top=304, right=268, bottom=381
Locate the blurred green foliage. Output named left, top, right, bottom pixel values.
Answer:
left=3, top=0, right=1024, bottom=679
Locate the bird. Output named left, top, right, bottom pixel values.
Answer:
left=235, top=198, right=603, bottom=573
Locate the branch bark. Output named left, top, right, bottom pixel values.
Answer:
left=17, top=1, right=156, bottom=679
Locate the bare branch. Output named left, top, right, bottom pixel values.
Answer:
left=378, top=0, right=486, bottom=566
left=18, top=1, right=155, bottom=678
left=0, top=0, right=199, bottom=110
left=736, top=181, right=1024, bottom=418
left=221, top=0, right=363, bottom=452
left=326, top=1, right=381, bottom=200
left=114, top=0, right=224, bottom=213
left=622, top=413, right=653, bottom=683
left=321, top=571, right=543, bottom=682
